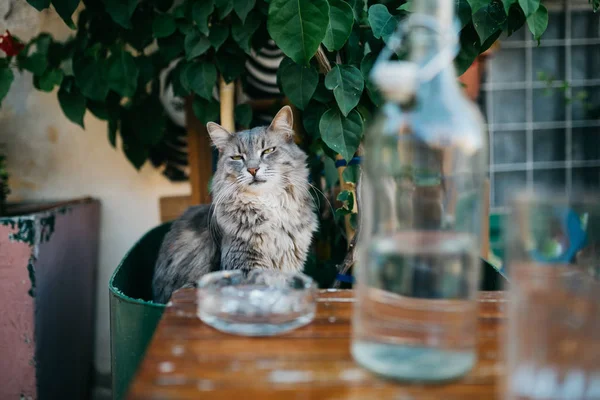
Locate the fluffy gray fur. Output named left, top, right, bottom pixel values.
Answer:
left=152, top=106, right=318, bottom=303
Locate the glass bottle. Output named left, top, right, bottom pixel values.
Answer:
left=351, top=0, right=488, bottom=382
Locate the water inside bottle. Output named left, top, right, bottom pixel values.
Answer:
left=352, top=231, right=479, bottom=381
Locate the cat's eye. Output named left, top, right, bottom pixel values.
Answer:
left=230, top=155, right=243, bottom=161
left=262, top=147, right=276, bottom=155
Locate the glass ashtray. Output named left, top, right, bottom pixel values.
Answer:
left=197, top=270, right=317, bottom=336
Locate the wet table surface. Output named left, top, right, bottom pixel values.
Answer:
left=127, top=289, right=507, bottom=400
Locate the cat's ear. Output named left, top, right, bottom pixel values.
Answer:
left=268, top=106, right=294, bottom=141
left=206, top=122, right=233, bottom=151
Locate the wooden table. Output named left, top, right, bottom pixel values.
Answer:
left=128, top=290, right=507, bottom=400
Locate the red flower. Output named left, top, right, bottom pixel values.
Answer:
left=0, top=30, right=25, bottom=57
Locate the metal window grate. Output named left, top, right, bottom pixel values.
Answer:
left=482, top=2, right=600, bottom=212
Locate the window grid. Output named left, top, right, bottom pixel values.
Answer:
left=483, top=1, right=600, bottom=211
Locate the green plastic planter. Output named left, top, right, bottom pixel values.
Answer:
left=109, top=222, right=171, bottom=400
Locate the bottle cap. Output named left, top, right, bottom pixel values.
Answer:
left=371, top=61, right=419, bottom=103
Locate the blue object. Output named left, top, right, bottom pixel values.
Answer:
left=336, top=273, right=355, bottom=283
left=530, top=207, right=587, bottom=264
left=335, top=157, right=362, bottom=168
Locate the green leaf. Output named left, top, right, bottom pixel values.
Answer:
left=215, top=0, right=234, bottom=18
left=267, top=0, right=330, bottom=65
left=209, top=25, right=229, bottom=50
left=192, top=0, right=214, bottom=35
left=322, top=0, right=354, bottom=52
left=277, top=57, right=318, bottom=110
left=20, top=53, right=48, bottom=76
left=52, top=0, right=79, bottom=27
left=527, top=4, right=548, bottom=43
left=35, top=68, right=64, bottom=92
left=347, top=0, right=367, bottom=23
left=319, top=107, right=363, bottom=161
left=177, top=19, right=194, bottom=35
left=58, top=77, right=86, bottom=128
left=0, top=67, right=15, bottom=105
left=185, top=29, right=210, bottom=60
left=232, top=12, right=262, bottom=54
left=397, top=1, right=412, bottom=11
left=235, top=103, right=253, bottom=127
left=345, top=26, right=363, bottom=65
left=135, top=55, right=154, bottom=86
left=27, top=0, right=51, bottom=11
left=471, top=1, right=507, bottom=44
left=502, top=0, right=517, bottom=14
left=186, top=62, right=217, bottom=99
left=302, top=101, right=329, bottom=137
left=455, top=23, right=480, bottom=75
left=215, top=42, right=246, bottom=83
left=108, top=118, right=118, bottom=148
left=368, top=4, right=399, bottom=44
left=336, top=190, right=354, bottom=215
left=312, top=78, right=334, bottom=103
left=233, top=0, right=256, bottom=22
left=156, top=0, right=174, bottom=12
left=506, top=4, right=526, bottom=36
left=169, top=60, right=191, bottom=97
left=466, top=0, right=487, bottom=13
left=360, top=52, right=383, bottom=106
left=103, top=0, right=139, bottom=29
left=342, top=164, right=359, bottom=185
left=192, top=97, right=220, bottom=124
left=518, top=0, right=540, bottom=17
left=456, top=0, right=472, bottom=29
left=324, top=65, right=364, bottom=116
left=152, top=13, right=177, bottom=38
left=157, top=32, right=185, bottom=63
left=106, top=49, right=139, bottom=98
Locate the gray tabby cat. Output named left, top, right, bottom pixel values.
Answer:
left=152, top=106, right=318, bottom=303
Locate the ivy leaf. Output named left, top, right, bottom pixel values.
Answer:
left=345, top=26, right=363, bottom=65
left=319, top=108, right=363, bottom=161
left=73, top=57, right=109, bottom=101
left=518, top=0, right=540, bottom=17
left=215, top=0, right=234, bottom=18
left=52, top=0, right=79, bottom=27
left=135, top=55, right=154, bottom=86
left=186, top=62, right=217, bottom=99
left=232, top=12, right=262, bottom=54
left=192, top=0, right=214, bottom=35
left=34, top=68, right=64, bottom=92
left=502, top=0, right=517, bottom=14
left=336, top=190, right=354, bottom=216
left=506, top=3, right=526, bottom=36
left=185, top=29, right=210, bottom=60
left=169, top=60, right=191, bottom=97
left=103, top=0, right=139, bottom=29
left=27, top=0, right=51, bottom=11
left=267, top=0, right=330, bottom=65
left=325, top=65, right=364, bottom=116
left=277, top=57, right=319, bottom=110
left=342, top=164, right=359, bottom=185
left=456, top=0, right=472, bottom=29
left=235, top=103, right=253, bottom=127
left=360, top=52, right=383, bottom=106
left=527, top=4, right=548, bottom=44
left=368, top=4, right=399, bottom=44
left=106, top=49, right=139, bottom=98
left=152, top=13, right=177, bottom=38
left=215, top=41, right=246, bottom=82
left=233, top=0, right=256, bottom=23
left=322, top=0, right=354, bottom=52
left=193, top=97, right=220, bottom=124
left=471, top=1, right=506, bottom=45
left=0, top=66, right=15, bottom=105
left=209, top=25, right=229, bottom=50
left=302, top=101, right=329, bottom=137
left=58, top=77, right=86, bottom=128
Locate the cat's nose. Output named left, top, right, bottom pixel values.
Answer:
left=247, top=167, right=259, bottom=176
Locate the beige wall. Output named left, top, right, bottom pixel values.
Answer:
left=1, top=4, right=190, bottom=374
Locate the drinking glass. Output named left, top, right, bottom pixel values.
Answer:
left=505, top=192, right=600, bottom=400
